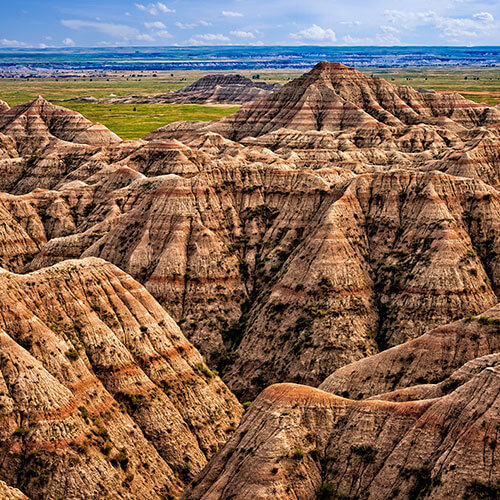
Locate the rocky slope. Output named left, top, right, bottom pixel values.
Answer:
left=0, top=481, right=29, bottom=500
left=0, top=96, right=120, bottom=155
left=185, top=311, right=500, bottom=500
left=0, top=258, right=241, bottom=499
left=204, top=62, right=500, bottom=141
left=0, top=99, right=10, bottom=113
left=55, top=74, right=281, bottom=106
left=0, top=63, right=500, bottom=400
left=0, top=61, right=500, bottom=497
left=5, top=164, right=498, bottom=398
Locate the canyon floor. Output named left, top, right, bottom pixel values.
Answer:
left=0, top=61, right=499, bottom=499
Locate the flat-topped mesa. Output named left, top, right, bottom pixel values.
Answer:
left=0, top=96, right=121, bottom=153
left=202, top=61, right=500, bottom=141
left=180, top=73, right=280, bottom=93
left=104, top=73, right=281, bottom=105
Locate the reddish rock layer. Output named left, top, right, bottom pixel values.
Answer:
left=185, top=304, right=500, bottom=498
left=0, top=258, right=241, bottom=499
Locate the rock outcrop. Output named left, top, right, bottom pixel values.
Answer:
left=204, top=62, right=500, bottom=141
left=0, top=258, right=241, bottom=499
left=0, top=481, right=29, bottom=500
left=0, top=96, right=121, bottom=154
left=0, top=99, right=10, bottom=113
left=186, top=310, right=500, bottom=500
left=57, top=74, right=281, bottom=106
left=0, top=61, right=500, bottom=497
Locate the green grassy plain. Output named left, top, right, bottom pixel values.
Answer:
left=62, top=103, right=240, bottom=140
left=0, top=67, right=498, bottom=140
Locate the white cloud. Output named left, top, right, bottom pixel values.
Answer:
left=230, top=30, right=255, bottom=39
left=222, top=11, right=243, bottom=17
left=473, top=12, right=494, bottom=22
left=136, top=33, right=155, bottom=41
left=290, top=24, right=336, bottom=42
left=176, top=22, right=196, bottom=29
left=185, top=33, right=231, bottom=45
left=384, top=10, right=497, bottom=41
left=176, top=20, right=212, bottom=29
left=340, top=21, right=361, bottom=26
left=156, top=30, right=173, bottom=38
left=62, top=37, right=76, bottom=46
left=125, top=12, right=131, bottom=16
left=380, top=25, right=399, bottom=34
left=135, top=2, right=175, bottom=15
left=144, top=21, right=166, bottom=29
left=62, top=19, right=139, bottom=39
left=0, top=38, right=29, bottom=47
left=195, top=33, right=230, bottom=41
left=342, top=34, right=373, bottom=45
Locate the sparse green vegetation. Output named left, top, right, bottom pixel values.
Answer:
left=317, top=482, right=334, bottom=499
left=351, top=444, right=376, bottom=463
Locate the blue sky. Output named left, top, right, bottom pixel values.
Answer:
left=1, top=0, right=499, bottom=48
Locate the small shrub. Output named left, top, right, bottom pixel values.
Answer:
left=292, top=447, right=304, bottom=459
left=65, top=348, right=79, bottom=361
left=351, top=444, right=376, bottom=463
left=317, top=482, right=334, bottom=499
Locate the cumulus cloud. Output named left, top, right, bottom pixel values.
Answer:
left=384, top=10, right=497, bottom=40
left=0, top=38, right=30, bottom=47
left=473, top=12, right=494, bottom=22
left=195, top=33, right=230, bottom=41
left=222, top=11, right=243, bottom=17
left=136, top=33, right=155, bottom=41
left=62, top=37, right=76, bottom=46
left=176, top=22, right=196, bottom=29
left=144, top=21, right=166, bottom=29
left=342, top=34, right=373, bottom=45
left=290, top=24, right=336, bottom=42
left=185, top=33, right=231, bottom=45
left=62, top=19, right=139, bottom=39
left=230, top=30, right=255, bottom=39
left=135, top=2, right=175, bottom=15
left=156, top=30, right=173, bottom=38
left=176, top=20, right=212, bottom=29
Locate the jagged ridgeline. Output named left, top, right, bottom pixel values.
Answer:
left=0, top=61, right=499, bottom=499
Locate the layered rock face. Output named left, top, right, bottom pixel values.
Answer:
left=6, top=165, right=499, bottom=397
left=0, top=481, right=29, bottom=500
left=0, top=258, right=241, bottom=499
left=0, top=99, right=10, bottom=113
left=1, top=64, right=500, bottom=398
left=89, top=74, right=280, bottom=105
left=0, top=97, right=121, bottom=154
left=0, top=60, right=500, bottom=497
left=186, top=311, right=500, bottom=500
left=205, top=62, right=500, bottom=141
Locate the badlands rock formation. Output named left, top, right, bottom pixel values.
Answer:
left=57, top=74, right=281, bottom=106
left=186, top=311, right=500, bottom=500
left=0, top=258, right=241, bottom=499
left=0, top=99, right=10, bottom=113
left=1, top=63, right=500, bottom=399
left=0, top=61, right=500, bottom=497
left=0, top=481, right=29, bottom=500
